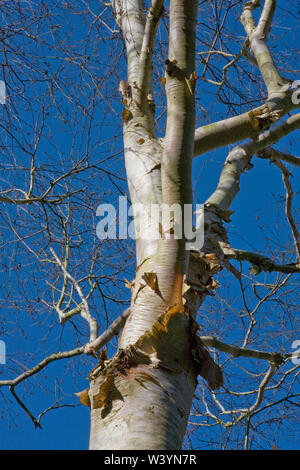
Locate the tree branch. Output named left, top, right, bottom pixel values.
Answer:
left=0, top=308, right=129, bottom=389
left=271, top=159, right=300, bottom=260
left=258, top=147, right=300, bottom=167
left=50, top=247, right=98, bottom=342
left=10, top=385, right=41, bottom=429
left=219, top=244, right=300, bottom=275
left=158, top=0, right=198, bottom=305
left=112, top=0, right=146, bottom=84
left=205, top=113, right=300, bottom=212
left=193, top=0, right=299, bottom=159
left=0, top=347, right=85, bottom=387
left=193, top=100, right=297, bottom=158
left=240, top=0, right=290, bottom=97
left=84, top=308, right=130, bottom=354
left=137, top=0, right=164, bottom=102
left=200, top=335, right=297, bottom=365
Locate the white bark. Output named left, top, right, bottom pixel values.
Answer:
left=87, top=0, right=300, bottom=450
left=88, top=0, right=203, bottom=450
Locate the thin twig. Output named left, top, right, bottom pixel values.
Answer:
left=271, top=160, right=300, bottom=260
left=50, top=247, right=98, bottom=342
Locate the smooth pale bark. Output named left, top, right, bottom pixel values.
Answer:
left=240, top=0, right=287, bottom=98
left=206, top=113, right=300, bottom=212
left=193, top=97, right=295, bottom=158
left=156, top=0, right=198, bottom=307
left=114, top=1, right=164, bottom=265
left=113, top=0, right=145, bottom=85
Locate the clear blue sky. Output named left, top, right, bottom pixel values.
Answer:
left=0, top=0, right=299, bottom=450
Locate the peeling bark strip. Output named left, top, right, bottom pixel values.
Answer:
left=88, top=303, right=222, bottom=449
left=87, top=306, right=223, bottom=391
left=89, top=309, right=195, bottom=449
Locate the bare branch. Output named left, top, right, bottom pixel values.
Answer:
left=241, top=0, right=290, bottom=97
left=219, top=244, right=300, bottom=275
left=193, top=100, right=299, bottom=158
left=0, top=308, right=129, bottom=388
left=10, top=386, right=41, bottom=429
left=256, top=0, right=276, bottom=37
left=200, top=336, right=292, bottom=365
left=112, top=0, right=146, bottom=84
left=239, top=364, right=278, bottom=414
left=205, top=113, right=300, bottom=212
left=192, top=1, right=299, bottom=159
left=50, top=247, right=98, bottom=342
left=36, top=400, right=80, bottom=428
left=271, top=160, right=300, bottom=260
left=0, top=347, right=85, bottom=388
left=137, top=0, right=164, bottom=100
left=84, top=308, right=130, bottom=354
left=194, top=103, right=278, bottom=158
left=258, top=147, right=300, bottom=167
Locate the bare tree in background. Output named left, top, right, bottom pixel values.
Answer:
left=0, top=0, right=299, bottom=450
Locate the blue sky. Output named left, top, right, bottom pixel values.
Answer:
left=0, top=0, right=299, bottom=450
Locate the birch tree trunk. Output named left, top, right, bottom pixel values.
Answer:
left=88, top=0, right=202, bottom=450
left=86, top=0, right=300, bottom=450
left=0, top=0, right=299, bottom=451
